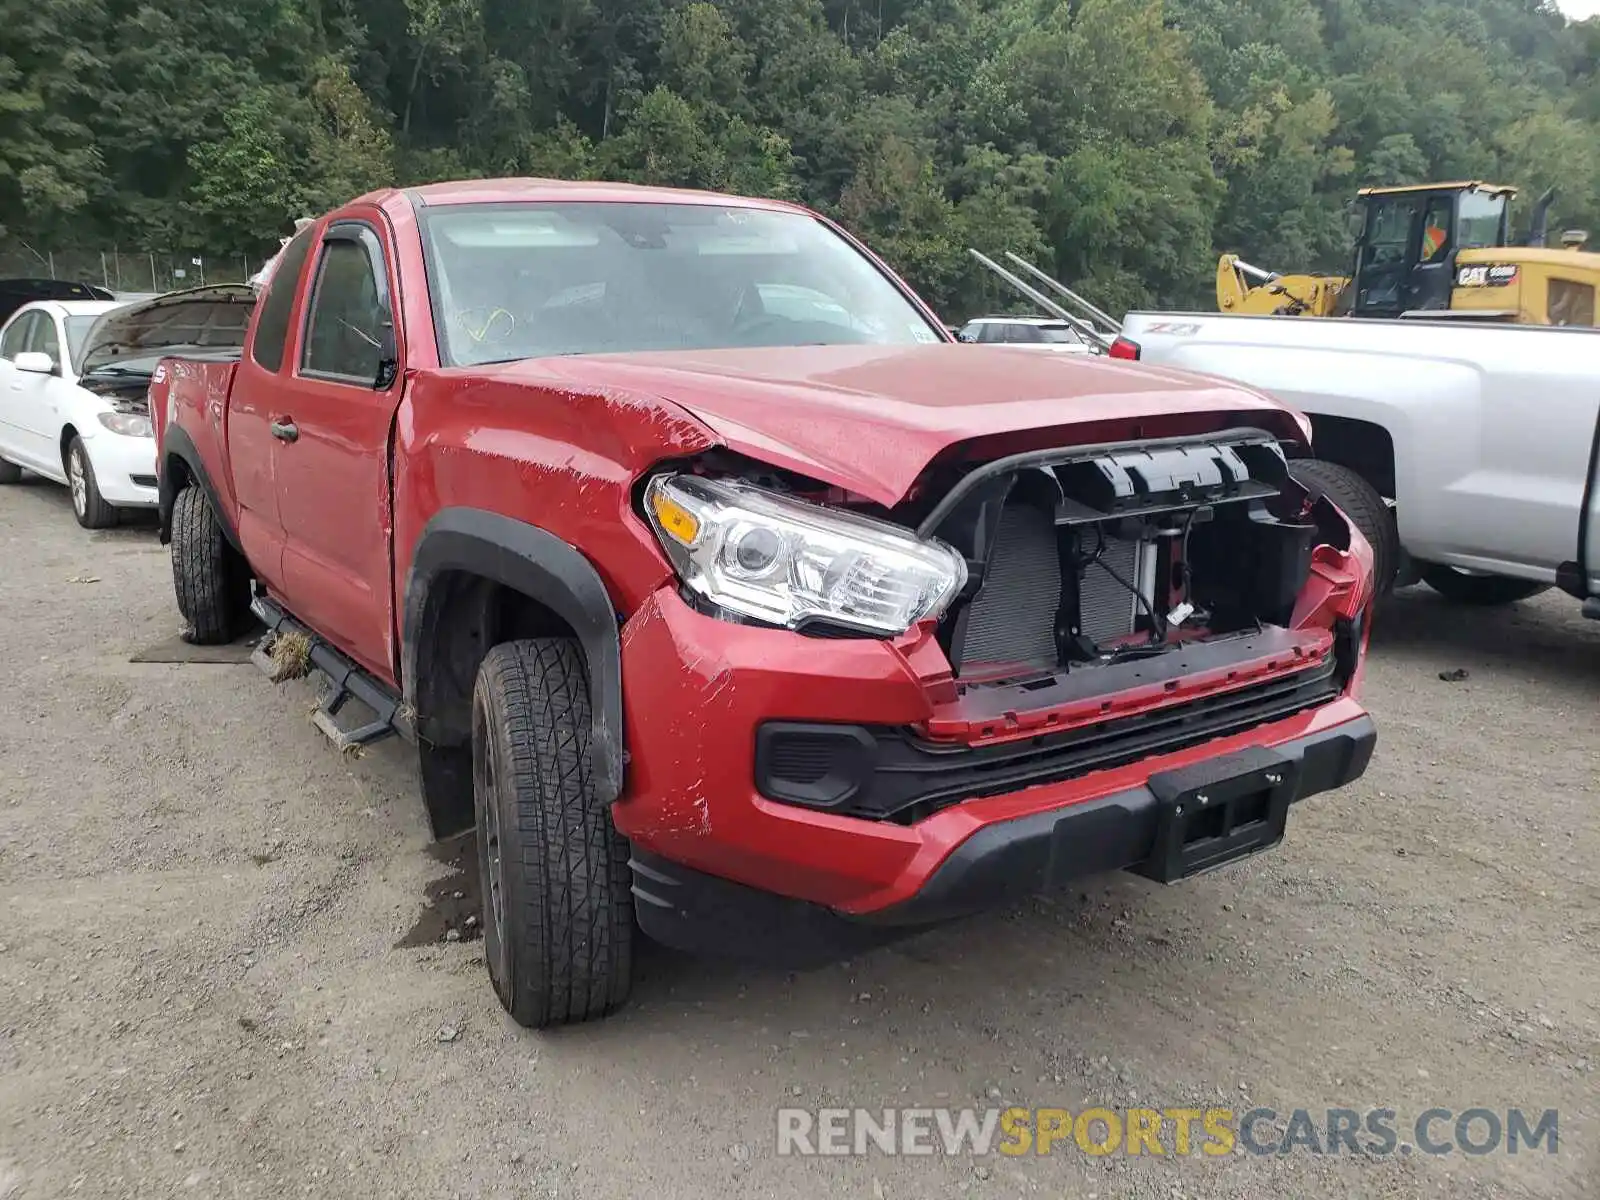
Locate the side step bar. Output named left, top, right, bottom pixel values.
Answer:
left=250, top=595, right=416, bottom=751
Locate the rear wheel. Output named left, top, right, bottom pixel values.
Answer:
left=1288, top=458, right=1398, bottom=598
left=170, top=484, right=251, bottom=643
left=472, top=638, right=633, bottom=1029
left=0, top=458, right=21, bottom=484
left=1421, top=566, right=1549, bottom=606
left=67, top=437, right=117, bottom=529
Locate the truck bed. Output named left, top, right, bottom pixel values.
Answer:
left=1118, top=311, right=1600, bottom=603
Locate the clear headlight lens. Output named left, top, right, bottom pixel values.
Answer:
left=645, top=475, right=968, bottom=635
left=98, top=411, right=153, bottom=438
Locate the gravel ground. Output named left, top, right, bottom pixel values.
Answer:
left=0, top=476, right=1596, bottom=1200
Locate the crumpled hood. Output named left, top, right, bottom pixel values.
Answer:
left=515, top=344, right=1302, bottom=505
left=78, top=284, right=256, bottom=376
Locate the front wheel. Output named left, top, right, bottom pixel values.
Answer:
left=1421, top=566, right=1550, bottom=607
left=170, top=484, right=251, bottom=643
left=67, top=437, right=117, bottom=529
left=472, top=638, right=633, bottom=1029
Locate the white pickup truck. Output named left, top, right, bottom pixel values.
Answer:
left=1116, top=313, right=1600, bottom=619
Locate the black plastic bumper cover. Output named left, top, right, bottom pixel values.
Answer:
left=630, top=715, right=1376, bottom=967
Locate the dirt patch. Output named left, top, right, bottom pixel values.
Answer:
left=395, top=830, right=483, bottom=948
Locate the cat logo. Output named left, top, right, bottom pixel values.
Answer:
left=1456, top=264, right=1519, bottom=289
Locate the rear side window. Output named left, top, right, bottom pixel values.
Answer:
left=301, top=237, right=386, bottom=384
left=1, top=312, right=35, bottom=359
left=251, top=228, right=316, bottom=372
left=1549, top=279, right=1595, bottom=327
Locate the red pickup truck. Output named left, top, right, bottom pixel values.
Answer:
left=152, top=179, right=1377, bottom=1028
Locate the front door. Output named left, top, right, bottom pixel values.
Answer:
left=1352, top=195, right=1422, bottom=317
left=227, top=226, right=320, bottom=596
left=271, top=217, right=403, bottom=680
left=1405, top=193, right=1457, bottom=312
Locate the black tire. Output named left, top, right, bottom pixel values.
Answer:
left=67, top=437, right=117, bottom=529
left=472, top=638, right=633, bottom=1029
left=1421, top=565, right=1550, bottom=606
left=0, top=458, right=21, bottom=484
left=170, top=484, right=251, bottom=643
left=1289, top=458, right=1398, bottom=598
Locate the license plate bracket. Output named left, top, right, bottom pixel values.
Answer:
left=1135, top=747, right=1299, bottom=884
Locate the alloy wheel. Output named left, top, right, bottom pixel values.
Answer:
left=69, top=448, right=87, bottom=517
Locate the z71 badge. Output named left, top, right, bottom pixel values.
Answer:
left=1456, top=264, right=1519, bottom=288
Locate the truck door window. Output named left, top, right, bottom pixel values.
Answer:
left=252, top=227, right=317, bottom=372
left=1549, top=279, right=1595, bottom=327
left=1418, top=198, right=1451, bottom=263
left=301, top=239, right=386, bottom=385
left=0, top=312, right=35, bottom=359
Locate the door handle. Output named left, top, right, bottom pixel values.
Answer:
left=270, top=418, right=299, bottom=443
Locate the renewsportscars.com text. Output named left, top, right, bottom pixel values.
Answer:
left=776, top=1106, right=1559, bottom=1158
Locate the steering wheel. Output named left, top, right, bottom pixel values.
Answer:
left=454, top=306, right=517, bottom=346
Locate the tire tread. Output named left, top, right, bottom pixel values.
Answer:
left=477, top=639, right=631, bottom=1028
left=171, top=485, right=245, bottom=643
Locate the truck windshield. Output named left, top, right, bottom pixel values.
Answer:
left=419, top=202, right=945, bottom=365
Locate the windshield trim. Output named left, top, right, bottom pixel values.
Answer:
left=411, top=198, right=951, bottom=368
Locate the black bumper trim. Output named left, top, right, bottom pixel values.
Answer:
left=631, top=715, right=1376, bottom=965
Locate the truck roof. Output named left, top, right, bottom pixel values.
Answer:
left=1357, top=181, right=1516, bottom=198
left=372, top=177, right=812, bottom=217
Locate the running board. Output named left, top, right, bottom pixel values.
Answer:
left=250, top=595, right=415, bottom=751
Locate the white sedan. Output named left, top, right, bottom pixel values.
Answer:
left=0, top=286, right=253, bottom=528
left=954, top=316, right=1099, bottom=353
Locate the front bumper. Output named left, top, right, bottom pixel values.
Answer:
left=82, top=429, right=158, bottom=506
left=630, top=715, right=1375, bottom=964
left=616, top=587, right=1374, bottom=942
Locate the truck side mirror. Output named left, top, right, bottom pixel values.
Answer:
left=374, top=322, right=398, bottom=391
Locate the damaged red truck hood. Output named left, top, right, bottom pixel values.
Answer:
left=514, top=344, right=1304, bottom=506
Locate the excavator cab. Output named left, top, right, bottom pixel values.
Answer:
left=1348, top=182, right=1514, bottom=317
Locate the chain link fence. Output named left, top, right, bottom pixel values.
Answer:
left=0, top=244, right=261, bottom=296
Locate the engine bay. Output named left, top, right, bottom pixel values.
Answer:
left=907, top=429, right=1349, bottom=685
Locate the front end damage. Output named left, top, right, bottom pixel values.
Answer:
left=614, top=424, right=1375, bottom=961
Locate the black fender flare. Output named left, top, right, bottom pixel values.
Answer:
left=158, top=425, right=242, bottom=553
left=402, top=508, right=625, bottom=804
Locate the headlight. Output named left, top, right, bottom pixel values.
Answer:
left=98, top=411, right=153, bottom=438
left=645, top=475, right=968, bottom=635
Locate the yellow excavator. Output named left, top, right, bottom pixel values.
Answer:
left=1217, top=181, right=1598, bottom=326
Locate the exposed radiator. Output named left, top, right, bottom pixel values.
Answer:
left=958, top=504, right=1151, bottom=671
left=960, top=503, right=1059, bottom=668
left=1079, top=538, right=1147, bottom=645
